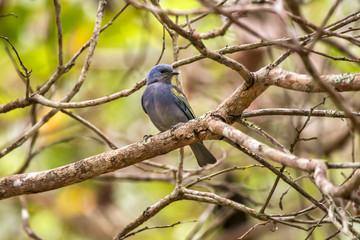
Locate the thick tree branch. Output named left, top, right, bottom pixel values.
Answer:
left=267, top=67, right=360, bottom=92
left=207, top=119, right=360, bottom=203
left=0, top=118, right=216, bottom=199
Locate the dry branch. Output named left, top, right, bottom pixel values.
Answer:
left=207, top=119, right=360, bottom=204
left=0, top=118, right=215, bottom=199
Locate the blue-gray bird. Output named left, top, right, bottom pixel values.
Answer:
left=141, top=64, right=217, bottom=167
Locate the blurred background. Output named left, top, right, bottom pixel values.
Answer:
left=0, top=0, right=360, bottom=239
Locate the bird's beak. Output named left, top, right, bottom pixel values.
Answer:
left=172, top=71, right=179, bottom=75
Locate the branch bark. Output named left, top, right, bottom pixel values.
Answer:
left=0, top=118, right=215, bottom=199
left=207, top=119, right=360, bottom=203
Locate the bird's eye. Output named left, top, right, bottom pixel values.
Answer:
left=160, top=70, right=166, bottom=74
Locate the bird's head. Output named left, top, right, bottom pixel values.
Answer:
left=147, top=64, right=179, bottom=85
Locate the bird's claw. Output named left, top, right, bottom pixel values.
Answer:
left=142, top=134, right=153, bottom=141
left=170, top=122, right=185, bottom=132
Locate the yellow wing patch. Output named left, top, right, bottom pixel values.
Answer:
left=171, top=87, right=186, bottom=98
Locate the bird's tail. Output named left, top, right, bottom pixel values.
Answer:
left=190, top=142, right=217, bottom=167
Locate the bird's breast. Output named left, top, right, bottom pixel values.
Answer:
left=142, top=83, right=188, bottom=131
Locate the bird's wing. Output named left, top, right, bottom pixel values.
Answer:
left=141, top=94, right=147, bottom=114
left=171, top=86, right=196, bottom=120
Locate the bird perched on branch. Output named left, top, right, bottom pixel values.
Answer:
left=141, top=64, right=217, bottom=167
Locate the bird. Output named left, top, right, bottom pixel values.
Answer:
left=141, top=64, right=217, bottom=167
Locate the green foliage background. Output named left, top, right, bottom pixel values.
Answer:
left=0, top=0, right=359, bottom=239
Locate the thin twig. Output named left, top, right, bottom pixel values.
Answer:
left=32, top=79, right=146, bottom=109
left=113, top=189, right=182, bottom=240
left=17, top=103, right=39, bottom=174
left=4, top=45, right=33, bottom=93
left=53, top=0, right=64, bottom=67
left=0, top=13, right=18, bottom=18
left=186, top=204, right=217, bottom=240
left=16, top=135, right=103, bottom=174
left=260, top=166, right=286, bottom=213
left=19, top=196, right=42, bottom=240
left=238, top=221, right=271, bottom=240
left=0, top=36, right=32, bottom=99
left=239, top=118, right=290, bottom=153
left=176, top=147, right=185, bottom=186
left=186, top=165, right=264, bottom=188
left=155, top=26, right=166, bottom=65
left=304, top=213, right=329, bottom=240
left=289, top=99, right=326, bottom=153
left=61, top=109, right=118, bottom=149
left=119, top=220, right=196, bottom=240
